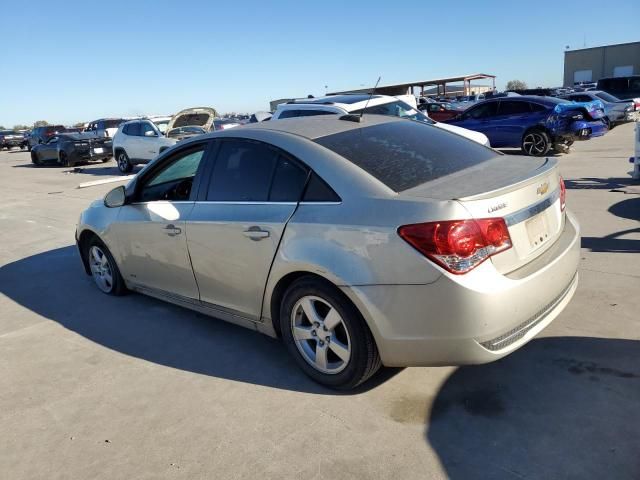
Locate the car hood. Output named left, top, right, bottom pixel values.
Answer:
left=166, top=107, right=219, bottom=133
left=433, top=122, right=491, bottom=146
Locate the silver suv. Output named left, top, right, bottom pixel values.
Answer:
left=112, top=119, right=176, bottom=173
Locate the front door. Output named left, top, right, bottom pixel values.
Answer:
left=186, top=139, right=308, bottom=320
left=491, top=100, right=533, bottom=148
left=111, top=142, right=209, bottom=300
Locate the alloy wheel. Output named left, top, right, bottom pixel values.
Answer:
left=522, top=132, right=548, bottom=156
left=290, top=295, right=352, bottom=374
left=89, top=245, right=114, bottom=293
left=117, top=153, right=129, bottom=172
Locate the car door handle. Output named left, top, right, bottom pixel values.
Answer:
left=243, top=227, right=270, bottom=240
left=164, top=224, right=182, bottom=236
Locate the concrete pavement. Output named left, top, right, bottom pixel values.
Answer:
left=0, top=125, right=638, bottom=479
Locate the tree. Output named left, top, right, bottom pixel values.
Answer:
left=33, top=120, right=50, bottom=127
left=13, top=124, right=29, bottom=131
left=74, top=122, right=85, bottom=128
left=505, top=80, right=527, bottom=91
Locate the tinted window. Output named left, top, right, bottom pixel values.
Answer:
left=303, top=173, right=340, bottom=202
left=127, top=122, right=141, bottom=136
left=530, top=103, right=547, bottom=112
left=140, top=121, right=156, bottom=136
left=595, top=91, right=620, bottom=102
left=279, top=110, right=334, bottom=119
left=269, top=157, right=308, bottom=201
left=315, top=121, right=498, bottom=192
left=498, top=101, right=531, bottom=115
left=207, top=140, right=278, bottom=201
left=465, top=102, right=498, bottom=119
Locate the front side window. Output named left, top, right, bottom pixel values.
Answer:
left=140, top=121, right=157, bottom=136
left=498, top=101, right=531, bottom=116
left=47, top=136, right=59, bottom=144
left=465, top=102, right=498, bottom=119
left=139, top=145, right=206, bottom=202
left=128, top=122, right=141, bottom=136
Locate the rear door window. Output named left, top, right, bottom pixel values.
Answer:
left=207, top=140, right=279, bottom=201
left=498, top=101, right=531, bottom=116
left=464, top=102, right=498, bottom=119
left=315, top=121, right=498, bottom=192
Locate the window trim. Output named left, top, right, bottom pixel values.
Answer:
left=198, top=137, right=314, bottom=204
left=132, top=140, right=214, bottom=203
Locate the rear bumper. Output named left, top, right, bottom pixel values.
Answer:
left=342, top=211, right=581, bottom=367
left=571, top=119, right=608, bottom=140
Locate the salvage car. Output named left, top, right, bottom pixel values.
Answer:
left=446, top=96, right=608, bottom=156
left=165, top=107, right=219, bottom=140
left=30, top=133, right=112, bottom=167
left=563, top=90, right=636, bottom=127
left=418, top=102, right=465, bottom=122
left=76, top=114, right=580, bottom=389
left=27, top=125, right=66, bottom=150
left=271, top=94, right=491, bottom=146
left=0, top=130, right=28, bottom=150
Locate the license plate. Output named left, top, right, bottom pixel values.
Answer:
left=526, top=214, right=549, bottom=249
left=93, top=147, right=104, bottom=154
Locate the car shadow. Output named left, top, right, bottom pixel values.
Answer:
left=11, top=163, right=142, bottom=177
left=581, top=198, right=640, bottom=253
left=426, top=336, right=640, bottom=479
left=564, top=177, right=638, bottom=191
left=0, top=246, right=399, bottom=395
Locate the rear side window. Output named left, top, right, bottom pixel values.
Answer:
left=529, top=103, right=547, bottom=112
left=303, top=173, right=340, bottom=202
left=465, top=102, right=498, bottom=119
left=269, top=157, right=308, bottom=201
left=315, top=121, right=498, bottom=192
left=207, top=140, right=279, bottom=201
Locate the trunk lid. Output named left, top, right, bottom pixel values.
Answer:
left=403, top=155, right=564, bottom=274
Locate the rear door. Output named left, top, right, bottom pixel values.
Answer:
left=186, top=139, right=308, bottom=321
left=138, top=121, right=161, bottom=161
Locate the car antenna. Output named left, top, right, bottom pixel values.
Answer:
left=360, top=76, right=381, bottom=119
left=340, top=76, right=381, bottom=123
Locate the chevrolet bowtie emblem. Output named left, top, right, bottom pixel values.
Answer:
left=537, top=182, right=549, bottom=195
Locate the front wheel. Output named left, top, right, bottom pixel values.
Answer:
left=522, top=130, right=551, bottom=157
left=86, top=240, right=127, bottom=296
left=280, top=277, right=381, bottom=390
left=117, top=151, right=133, bottom=173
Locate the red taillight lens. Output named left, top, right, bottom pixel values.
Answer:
left=559, top=176, right=566, bottom=211
left=398, top=218, right=512, bottom=274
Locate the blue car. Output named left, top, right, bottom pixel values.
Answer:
left=446, top=96, right=608, bottom=156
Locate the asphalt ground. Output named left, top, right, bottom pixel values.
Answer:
left=1, top=123, right=638, bottom=479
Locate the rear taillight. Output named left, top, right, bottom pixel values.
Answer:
left=559, top=176, right=566, bottom=211
left=398, top=218, right=512, bottom=274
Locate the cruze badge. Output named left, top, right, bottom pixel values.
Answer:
left=488, top=202, right=507, bottom=213
left=537, top=182, right=549, bottom=195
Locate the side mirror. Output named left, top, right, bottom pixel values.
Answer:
left=104, top=185, right=126, bottom=208
left=144, top=130, right=157, bottom=137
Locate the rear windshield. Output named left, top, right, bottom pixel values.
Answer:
left=314, top=120, right=498, bottom=192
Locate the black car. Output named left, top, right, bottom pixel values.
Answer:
left=597, top=76, right=640, bottom=101
left=0, top=130, right=28, bottom=150
left=28, top=125, right=66, bottom=150
left=30, top=133, right=113, bottom=167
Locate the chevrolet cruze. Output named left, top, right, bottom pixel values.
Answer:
left=76, top=115, right=580, bottom=389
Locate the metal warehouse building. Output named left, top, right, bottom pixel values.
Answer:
left=564, top=41, right=640, bottom=86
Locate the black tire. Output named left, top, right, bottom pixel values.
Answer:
left=603, top=117, right=611, bottom=129
left=280, top=276, right=381, bottom=390
left=58, top=151, right=70, bottom=167
left=31, top=151, right=41, bottom=166
left=27, top=145, right=31, bottom=152
left=101, top=156, right=112, bottom=163
left=85, top=238, right=127, bottom=296
left=522, top=129, right=551, bottom=157
left=116, top=151, right=133, bottom=173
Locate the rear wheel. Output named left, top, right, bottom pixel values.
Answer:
left=280, top=277, right=381, bottom=390
left=86, top=240, right=127, bottom=296
left=522, top=130, right=551, bottom=156
left=117, top=151, right=133, bottom=173
left=101, top=156, right=112, bottom=163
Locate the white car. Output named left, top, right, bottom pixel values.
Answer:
left=271, top=94, right=491, bottom=146
left=112, top=119, right=176, bottom=173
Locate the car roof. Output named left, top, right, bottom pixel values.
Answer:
left=280, top=94, right=400, bottom=112
left=199, top=114, right=403, bottom=141
left=288, top=94, right=383, bottom=105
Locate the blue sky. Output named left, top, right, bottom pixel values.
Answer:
left=1, top=0, right=638, bottom=126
